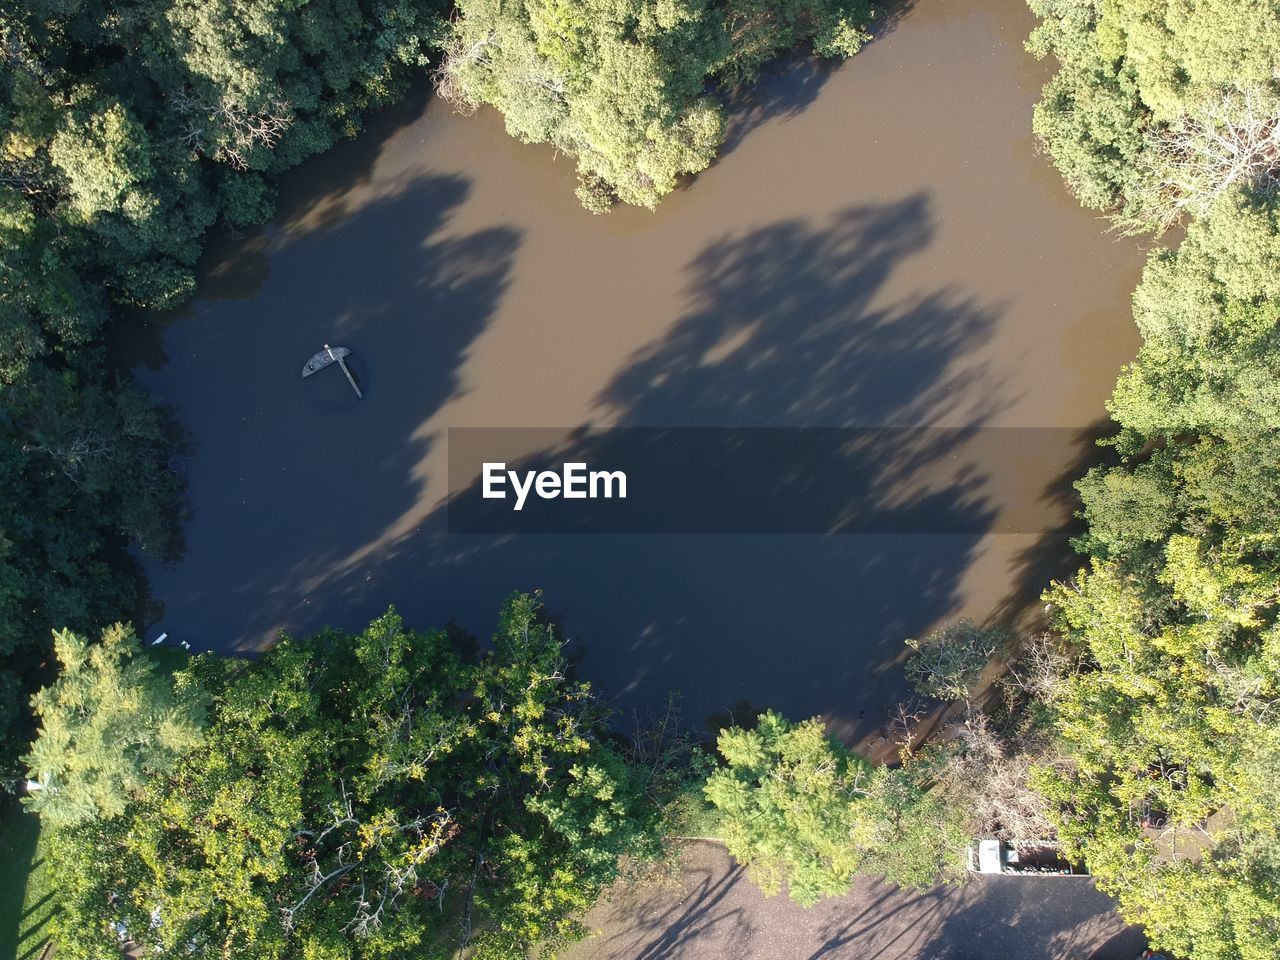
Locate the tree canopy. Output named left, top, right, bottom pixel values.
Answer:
left=703, top=710, right=966, bottom=905
left=22, top=624, right=205, bottom=828
left=0, top=0, right=883, bottom=788
left=1027, top=2, right=1280, bottom=956
left=438, top=0, right=876, bottom=210
left=1028, top=0, right=1280, bottom=232
left=39, top=594, right=669, bottom=959
left=903, top=620, right=1003, bottom=704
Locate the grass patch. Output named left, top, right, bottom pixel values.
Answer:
left=0, top=801, right=56, bottom=960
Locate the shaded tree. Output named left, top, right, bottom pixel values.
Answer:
left=0, top=0, right=446, bottom=785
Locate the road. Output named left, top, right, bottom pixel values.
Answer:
left=565, top=842, right=1147, bottom=960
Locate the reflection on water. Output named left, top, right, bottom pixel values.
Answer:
left=120, top=0, right=1147, bottom=742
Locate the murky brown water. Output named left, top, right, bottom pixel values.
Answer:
left=126, top=0, right=1146, bottom=740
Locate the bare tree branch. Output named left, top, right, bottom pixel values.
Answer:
left=1130, top=84, right=1280, bottom=231
left=169, top=88, right=294, bottom=169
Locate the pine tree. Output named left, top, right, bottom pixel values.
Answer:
left=22, top=625, right=205, bottom=827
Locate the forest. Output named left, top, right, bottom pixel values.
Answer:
left=4, top=0, right=1280, bottom=957
left=1025, top=1, right=1280, bottom=955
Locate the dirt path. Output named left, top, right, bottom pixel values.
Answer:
left=565, top=842, right=1145, bottom=960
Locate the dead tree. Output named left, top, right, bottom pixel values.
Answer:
left=282, top=781, right=455, bottom=939
left=1134, top=84, right=1280, bottom=231
left=169, top=88, right=294, bottom=169
left=937, top=715, right=1063, bottom=847
left=1001, top=632, right=1077, bottom=707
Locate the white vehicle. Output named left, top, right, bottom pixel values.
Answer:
left=967, top=839, right=1089, bottom=876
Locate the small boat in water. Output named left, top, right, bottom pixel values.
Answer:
left=302, top=344, right=350, bottom=377
left=302, top=344, right=363, bottom=398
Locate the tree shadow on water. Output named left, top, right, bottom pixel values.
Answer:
left=149, top=189, right=1016, bottom=747
left=984, top=418, right=1122, bottom=639
left=329, top=193, right=1013, bottom=741
left=112, top=79, right=437, bottom=374
left=714, top=0, right=918, bottom=159
left=596, top=194, right=999, bottom=427
left=137, top=174, right=521, bottom=648
left=716, top=54, right=845, bottom=159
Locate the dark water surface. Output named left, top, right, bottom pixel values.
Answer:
left=125, top=0, right=1146, bottom=741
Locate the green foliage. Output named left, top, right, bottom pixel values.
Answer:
left=45, top=595, right=665, bottom=959
left=1038, top=553, right=1280, bottom=960
left=0, top=363, right=186, bottom=788
left=1027, top=0, right=1280, bottom=231
left=1075, top=461, right=1175, bottom=558
left=22, top=624, right=206, bottom=829
left=439, top=0, right=875, bottom=210
left=903, top=620, right=1003, bottom=703
left=704, top=711, right=867, bottom=904
left=1028, top=6, right=1280, bottom=955
left=1028, top=6, right=1145, bottom=213
left=703, top=711, right=964, bottom=905
left=1113, top=190, right=1280, bottom=439
left=1043, top=338, right=1280, bottom=958
left=852, top=761, right=969, bottom=890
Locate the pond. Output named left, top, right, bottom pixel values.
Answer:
left=123, top=0, right=1147, bottom=742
